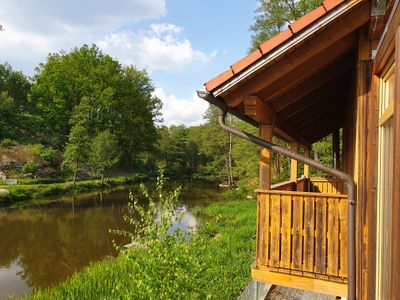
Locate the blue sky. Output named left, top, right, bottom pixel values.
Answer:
left=0, top=0, right=257, bottom=126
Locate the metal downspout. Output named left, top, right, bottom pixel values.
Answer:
left=196, top=91, right=356, bottom=300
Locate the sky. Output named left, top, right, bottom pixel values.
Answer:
left=0, top=0, right=258, bottom=126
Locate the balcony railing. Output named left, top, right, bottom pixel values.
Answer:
left=252, top=178, right=348, bottom=297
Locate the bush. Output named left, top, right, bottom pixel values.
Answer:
left=27, top=144, right=59, bottom=166
left=22, top=161, right=39, bottom=174
left=0, top=138, right=18, bottom=147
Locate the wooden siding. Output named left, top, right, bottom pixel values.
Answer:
left=254, top=190, right=348, bottom=296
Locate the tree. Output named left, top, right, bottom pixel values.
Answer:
left=0, top=63, right=34, bottom=141
left=30, top=44, right=161, bottom=167
left=62, top=123, right=90, bottom=183
left=249, top=0, right=322, bottom=51
left=88, top=130, right=120, bottom=186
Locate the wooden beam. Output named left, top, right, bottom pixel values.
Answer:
left=279, top=73, right=352, bottom=120
left=272, top=57, right=354, bottom=113
left=290, top=142, right=299, bottom=182
left=222, top=1, right=370, bottom=107
left=239, top=95, right=312, bottom=147
left=295, top=104, right=347, bottom=132
left=252, top=267, right=347, bottom=297
left=333, top=129, right=341, bottom=169
left=304, top=147, right=311, bottom=178
left=239, top=95, right=274, bottom=124
left=259, top=38, right=356, bottom=104
left=260, top=125, right=273, bottom=189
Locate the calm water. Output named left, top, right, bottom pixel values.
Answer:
left=0, top=182, right=221, bottom=298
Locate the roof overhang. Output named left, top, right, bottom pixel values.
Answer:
left=201, top=0, right=371, bottom=145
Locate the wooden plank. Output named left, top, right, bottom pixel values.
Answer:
left=303, top=196, right=315, bottom=273
left=252, top=266, right=348, bottom=297
left=257, top=194, right=267, bottom=266
left=280, top=194, right=292, bottom=268
left=315, top=196, right=327, bottom=275
left=327, top=197, right=340, bottom=276
left=270, top=193, right=281, bottom=267
left=292, top=195, right=303, bottom=270
left=339, top=197, right=348, bottom=278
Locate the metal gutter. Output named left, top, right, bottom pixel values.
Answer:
left=197, top=91, right=356, bottom=300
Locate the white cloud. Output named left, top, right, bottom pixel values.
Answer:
left=0, top=0, right=167, bottom=74
left=0, top=0, right=166, bottom=33
left=153, top=88, right=208, bottom=126
left=98, top=23, right=215, bottom=71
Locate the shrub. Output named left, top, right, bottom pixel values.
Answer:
left=22, top=161, right=39, bottom=174
left=27, top=144, right=59, bottom=166
left=0, top=138, right=18, bottom=147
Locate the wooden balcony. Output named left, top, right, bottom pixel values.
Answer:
left=252, top=178, right=348, bottom=297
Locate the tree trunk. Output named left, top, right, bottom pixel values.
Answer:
left=100, top=173, right=104, bottom=189
left=73, top=160, right=78, bottom=184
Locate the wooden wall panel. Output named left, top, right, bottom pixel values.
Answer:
left=390, top=27, right=400, bottom=300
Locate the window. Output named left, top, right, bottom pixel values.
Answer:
left=376, top=61, right=395, bottom=300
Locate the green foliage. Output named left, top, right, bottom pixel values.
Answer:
left=88, top=130, right=120, bottom=178
left=0, top=138, right=18, bottom=147
left=27, top=144, right=59, bottom=166
left=30, top=44, right=161, bottom=168
left=250, top=0, right=323, bottom=51
left=0, top=63, right=34, bottom=142
left=27, top=187, right=256, bottom=299
left=22, top=161, right=39, bottom=174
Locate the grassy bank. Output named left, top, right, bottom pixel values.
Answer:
left=26, top=199, right=256, bottom=299
left=0, top=173, right=151, bottom=204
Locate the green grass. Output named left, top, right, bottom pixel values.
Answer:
left=0, top=173, right=151, bottom=205
left=26, top=199, right=256, bottom=300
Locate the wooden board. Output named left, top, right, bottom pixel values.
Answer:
left=270, top=193, right=281, bottom=267
left=280, top=194, right=292, bottom=268
left=327, top=197, right=339, bottom=276
left=303, top=196, right=315, bottom=273
left=292, top=195, right=304, bottom=270
left=315, top=196, right=327, bottom=274
left=252, top=265, right=348, bottom=297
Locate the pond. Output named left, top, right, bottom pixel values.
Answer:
left=0, top=182, right=222, bottom=299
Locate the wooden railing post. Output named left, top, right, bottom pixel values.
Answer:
left=304, top=147, right=311, bottom=178
left=260, top=125, right=273, bottom=189
left=290, top=142, right=299, bottom=182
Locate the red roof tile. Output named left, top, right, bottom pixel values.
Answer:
left=231, top=49, right=263, bottom=74
left=323, top=0, right=345, bottom=11
left=259, top=29, right=293, bottom=54
left=289, top=6, right=327, bottom=33
left=204, top=0, right=346, bottom=92
left=205, top=69, right=234, bottom=92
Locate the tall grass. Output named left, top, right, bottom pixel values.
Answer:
left=27, top=199, right=256, bottom=299
left=1, top=173, right=151, bottom=203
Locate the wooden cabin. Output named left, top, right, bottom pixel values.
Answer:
left=199, top=0, right=400, bottom=298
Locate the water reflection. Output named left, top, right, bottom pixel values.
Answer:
left=0, top=182, right=220, bottom=298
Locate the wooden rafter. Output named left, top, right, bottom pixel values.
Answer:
left=258, top=35, right=356, bottom=103
left=271, top=57, right=354, bottom=113
left=239, top=95, right=311, bottom=146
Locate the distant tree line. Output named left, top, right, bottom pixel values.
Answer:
left=1, top=43, right=334, bottom=185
